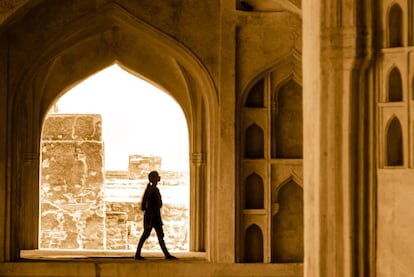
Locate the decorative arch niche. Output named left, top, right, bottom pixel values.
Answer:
left=237, top=49, right=303, bottom=263
left=271, top=78, right=303, bottom=158
left=271, top=178, right=303, bottom=263
left=9, top=3, right=217, bottom=258
left=244, top=224, right=264, bottom=263
left=386, top=116, right=403, bottom=166
left=388, top=67, right=403, bottom=102
left=244, top=124, right=264, bottom=159
left=388, top=4, right=403, bottom=47
left=244, top=172, right=264, bottom=209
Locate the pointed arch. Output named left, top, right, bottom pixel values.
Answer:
left=10, top=2, right=218, bottom=255
left=245, top=78, right=265, bottom=108
left=386, top=116, right=403, bottom=166
left=271, top=78, right=303, bottom=158
left=244, top=224, right=264, bottom=263
left=244, top=173, right=264, bottom=209
left=388, top=67, right=403, bottom=102
left=388, top=3, right=403, bottom=47
left=271, top=179, right=303, bottom=263
left=239, top=48, right=302, bottom=109
left=244, top=123, right=264, bottom=159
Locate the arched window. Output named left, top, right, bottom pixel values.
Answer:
left=271, top=79, right=303, bottom=158
left=39, top=65, right=190, bottom=251
left=386, top=116, right=403, bottom=166
left=244, top=224, right=264, bottom=263
left=389, top=4, right=403, bottom=47
left=245, top=173, right=264, bottom=209
left=245, top=124, right=264, bottom=159
left=388, top=67, right=403, bottom=102
left=245, top=78, right=264, bottom=108
left=272, top=179, right=303, bottom=263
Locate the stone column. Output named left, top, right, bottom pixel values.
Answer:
left=190, top=152, right=206, bottom=252
left=0, top=33, right=8, bottom=262
left=215, top=1, right=237, bottom=263
left=302, top=0, right=365, bottom=276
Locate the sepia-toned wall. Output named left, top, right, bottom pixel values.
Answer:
left=1, top=0, right=414, bottom=277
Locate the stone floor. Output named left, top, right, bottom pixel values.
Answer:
left=0, top=250, right=304, bottom=277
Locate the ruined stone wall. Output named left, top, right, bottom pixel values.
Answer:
left=104, top=180, right=189, bottom=252
left=39, top=114, right=105, bottom=249
left=105, top=202, right=188, bottom=251
left=39, top=114, right=189, bottom=251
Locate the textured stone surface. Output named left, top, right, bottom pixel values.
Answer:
left=40, top=114, right=188, bottom=251
left=104, top=177, right=190, bottom=251
left=40, top=114, right=105, bottom=249
left=105, top=197, right=189, bottom=252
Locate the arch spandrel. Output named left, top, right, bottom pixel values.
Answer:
left=10, top=3, right=217, bottom=120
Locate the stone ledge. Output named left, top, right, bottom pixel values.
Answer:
left=0, top=258, right=303, bottom=277
left=20, top=250, right=205, bottom=260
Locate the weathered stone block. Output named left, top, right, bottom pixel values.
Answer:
left=42, top=114, right=102, bottom=141
left=40, top=114, right=105, bottom=250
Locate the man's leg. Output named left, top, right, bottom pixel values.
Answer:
left=135, top=228, right=151, bottom=259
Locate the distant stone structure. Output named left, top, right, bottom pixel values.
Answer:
left=39, top=114, right=105, bottom=249
left=128, top=154, right=161, bottom=179
left=105, top=170, right=129, bottom=180
left=39, top=114, right=188, bottom=251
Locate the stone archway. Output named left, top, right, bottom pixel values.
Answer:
left=10, top=2, right=217, bottom=259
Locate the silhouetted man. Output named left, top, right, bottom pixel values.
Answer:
left=135, top=170, right=177, bottom=260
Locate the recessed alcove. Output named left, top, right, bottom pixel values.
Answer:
left=245, top=124, right=265, bottom=159
left=271, top=179, right=303, bottom=263
left=244, top=173, right=264, bottom=209
left=271, top=79, right=303, bottom=159
left=244, top=224, right=264, bottom=263
left=388, top=67, right=403, bottom=102
left=388, top=4, right=403, bottom=47
left=238, top=55, right=303, bottom=265
left=386, top=116, right=403, bottom=166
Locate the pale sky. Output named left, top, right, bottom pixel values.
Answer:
left=52, top=64, right=189, bottom=171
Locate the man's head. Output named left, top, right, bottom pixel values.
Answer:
left=148, top=170, right=160, bottom=184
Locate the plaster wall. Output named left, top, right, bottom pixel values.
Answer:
left=377, top=170, right=414, bottom=277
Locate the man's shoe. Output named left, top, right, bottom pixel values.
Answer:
left=165, top=255, right=178, bottom=260
left=135, top=255, right=145, bottom=260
